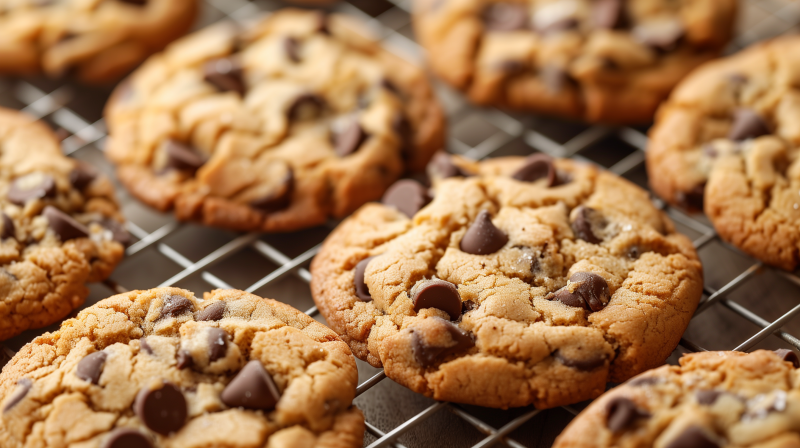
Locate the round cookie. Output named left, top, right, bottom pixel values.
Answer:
left=647, top=35, right=800, bottom=270
left=412, top=0, right=737, bottom=124
left=553, top=349, right=800, bottom=448
left=310, top=153, right=704, bottom=409
left=0, top=107, right=127, bottom=341
left=105, top=8, right=445, bottom=233
left=0, top=288, right=365, bottom=448
left=0, top=0, right=198, bottom=84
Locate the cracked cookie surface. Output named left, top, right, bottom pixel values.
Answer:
left=0, top=0, right=197, bottom=83
left=105, top=8, right=445, bottom=233
left=554, top=350, right=800, bottom=448
left=0, top=107, right=127, bottom=341
left=310, top=154, right=703, bottom=409
left=0, top=287, right=365, bottom=448
left=412, top=0, right=736, bottom=124
left=647, top=35, right=800, bottom=270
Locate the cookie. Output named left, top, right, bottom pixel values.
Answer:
left=553, top=349, right=800, bottom=448
left=647, top=36, right=800, bottom=270
left=105, top=8, right=445, bottom=233
left=0, top=107, right=127, bottom=341
left=412, top=0, right=736, bottom=124
left=310, top=153, right=704, bottom=409
left=0, top=287, right=365, bottom=448
left=0, top=0, right=198, bottom=84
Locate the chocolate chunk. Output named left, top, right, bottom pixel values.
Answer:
left=102, top=428, right=153, bottom=448
left=176, top=350, right=193, bottom=370
left=221, top=360, right=281, bottom=410
left=134, top=382, right=187, bottom=435
left=207, top=328, right=229, bottom=363
left=76, top=351, right=108, bottom=385
left=512, top=153, right=557, bottom=186
left=775, top=349, right=800, bottom=368
left=284, top=37, right=301, bottom=63
left=696, top=390, right=724, bottom=406
left=633, top=18, right=685, bottom=51
left=628, top=376, right=661, bottom=387
left=160, top=295, right=194, bottom=319
left=196, top=301, right=226, bottom=321
left=482, top=3, right=529, bottom=31
left=728, top=108, right=770, bottom=141
left=571, top=206, right=605, bottom=244
left=412, top=279, right=462, bottom=321
left=411, top=317, right=474, bottom=367
left=140, top=337, right=153, bottom=355
left=554, top=350, right=606, bottom=371
left=354, top=255, right=379, bottom=301
left=203, top=58, right=245, bottom=96
left=2, top=213, right=14, bottom=240
left=549, top=272, right=610, bottom=313
left=540, top=65, right=570, bottom=93
left=8, top=173, right=56, bottom=205
left=592, top=0, right=622, bottom=29
left=381, top=179, right=431, bottom=218
left=164, top=140, right=206, bottom=173
left=606, top=397, right=650, bottom=432
left=96, top=218, right=131, bottom=247
left=676, top=184, right=705, bottom=211
left=287, top=94, right=325, bottom=121
left=460, top=210, right=508, bottom=255
left=69, top=162, right=98, bottom=190
left=392, top=112, right=413, bottom=161
left=334, top=121, right=368, bottom=157
left=664, top=426, right=720, bottom=448
left=250, top=162, right=293, bottom=213
left=3, top=378, right=32, bottom=413
left=43, top=206, right=89, bottom=241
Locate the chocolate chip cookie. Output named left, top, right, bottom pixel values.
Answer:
left=554, top=349, right=800, bottom=448
left=647, top=35, right=800, bottom=270
left=105, top=8, right=445, bottom=233
left=0, top=107, right=127, bottom=341
left=0, top=287, right=365, bottom=448
left=412, top=0, right=736, bottom=124
left=310, top=153, right=704, bottom=409
left=0, top=0, right=198, bottom=84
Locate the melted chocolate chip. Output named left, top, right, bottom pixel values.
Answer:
left=203, top=58, right=245, bottom=96
left=548, top=272, right=610, bottom=313
left=102, top=428, right=153, bottom=448
left=140, top=337, right=153, bottom=355
left=160, top=295, right=194, bottom=319
left=43, top=206, right=89, bottom=241
left=571, top=206, right=605, bottom=244
left=134, top=382, right=187, bottom=435
left=592, top=0, right=623, bottom=29
left=554, top=350, right=606, bottom=371
left=196, top=301, right=226, bottom=321
left=633, top=18, right=685, bottom=51
left=287, top=94, right=325, bottom=121
left=284, top=37, right=301, bottom=63
left=512, top=154, right=557, bottom=186
left=381, top=179, right=431, bottom=218
left=460, top=210, right=508, bottom=255
left=429, top=151, right=470, bottom=179
left=664, top=426, right=720, bottom=448
left=220, top=360, right=281, bottom=410
left=8, top=173, right=57, bottom=205
left=482, top=3, right=529, bottom=31
left=676, top=184, right=705, bottom=211
left=76, top=351, right=108, bottom=385
left=411, top=317, right=475, bottom=367
left=176, top=350, right=193, bottom=370
left=696, top=390, right=724, bottom=406
left=207, top=328, right=229, bottom=363
left=334, top=121, right=368, bottom=157
left=249, top=162, right=293, bottom=213
left=1, top=213, right=14, bottom=240
left=412, top=279, right=462, bottom=321
left=354, top=255, right=379, bottom=301
left=775, top=349, right=800, bottom=368
left=606, top=397, right=650, bottom=432
left=96, top=218, right=131, bottom=247
left=164, top=140, right=206, bottom=173
left=69, top=162, right=98, bottom=190
left=728, top=108, right=770, bottom=141
left=3, top=378, right=32, bottom=413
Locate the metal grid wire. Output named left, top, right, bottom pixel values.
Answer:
left=2, top=0, right=800, bottom=447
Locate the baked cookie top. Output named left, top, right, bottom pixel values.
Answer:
left=553, top=349, right=800, bottom=448
left=105, top=8, right=445, bottom=233
left=0, top=288, right=365, bottom=448
left=647, top=35, right=800, bottom=270
left=0, top=0, right=198, bottom=84
left=310, top=153, right=704, bottom=409
left=412, top=0, right=736, bottom=124
left=0, top=107, right=127, bottom=341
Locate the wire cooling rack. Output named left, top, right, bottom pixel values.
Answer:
left=2, top=0, right=800, bottom=447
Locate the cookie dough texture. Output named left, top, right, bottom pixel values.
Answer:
left=105, top=8, right=445, bottom=233
left=554, top=350, right=800, bottom=448
left=0, top=288, right=365, bottom=448
left=647, top=35, right=800, bottom=270
left=412, top=0, right=736, bottom=124
left=0, top=0, right=197, bottom=84
left=311, top=155, right=704, bottom=409
left=0, top=108, right=126, bottom=341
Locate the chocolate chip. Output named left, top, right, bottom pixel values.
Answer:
left=140, top=337, right=153, bottom=355
left=664, top=426, right=720, bottom=448
left=606, top=397, right=650, bottom=432
left=676, top=184, right=705, bottom=211
left=592, top=0, right=623, bottom=29
left=412, top=279, right=462, bottom=321
left=380, top=78, right=401, bottom=96
left=118, top=0, right=148, bottom=5
left=411, top=317, right=475, bottom=367
left=249, top=162, right=293, bottom=213
left=571, top=206, right=605, bottom=244
left=381, top=179, right=431, bottom=218
left=391, top=112, right=413, bottom=161
left=460, top=210, right=508, bottom=255
left=160, top=295, right=194, bottom=319
left=428, top=151, right=470, bottom=179
left=287, top=94, right=325, bottom=121
left=3, top=378, right=32, bottom=413
left=76, top=351, right=108, bottom=385
left=354, top=255, right=379, bottom=301
left=554, top=350, right=607, bottom=371
left=102, top=428, right=153, bottom=448
left=728, top=108, right=770, bottom=141
left=176, top=350, right=193, bottom=370
left=196, top=301, right=226, bottom=321
left=207, top=328, right=229, bottom=363
left=284, top=37, right=301, bottom=63
left=220, top=360, right=281, bottom=410
left=203, top=58, right=245, bottom=96
left=482, top=3, right=529, bottom=31
left=334, top=121, right=368, bottom=157
left=512, top=154, right=557, bottom=186
left=96, top=218, right=131, bottom=247
left=43, top=206, right=89, bottom=241
left=69, top=162, right=98, bottom=190
left=164, top=140, right=206, bottom=173
left=2, top=213, right=14, bottom=241
left=696, top=390, right=724, bottom=406
left=775, top=349, right=800, bottom=368
left=8, top=173, right=56, bottom=205
left=134, top=382, right=187, bottom=435
left=627, top=245, right=641, bottom=259
left=633, top=18, right=685, bottom=51
left=628, top=376, right=661, bottom=387
left=548, top=272, right=610, bottom=313
left=540, top=65, right=571, bottom=93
